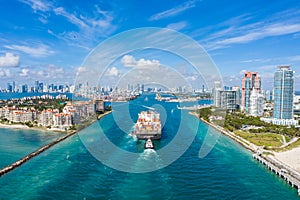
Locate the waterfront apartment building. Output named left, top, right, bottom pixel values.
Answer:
left=249, top=89, right=264, bottom=116
left=219, top=90, right=238, bottom=111
left=213, top=81, right=222, bottom=107
left=213, top=82, right=239, bottom=111
left=241, top=72, right=261, bottom=113
left=273, top=66, right=294, bottom=119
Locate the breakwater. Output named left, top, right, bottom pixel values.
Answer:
left=0, top=130, right=77, bottom=177
left=0, top=111, right=112, bottom=177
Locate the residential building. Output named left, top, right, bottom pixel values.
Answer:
left=273, top=66, right=294, bottom=119
left=249, top=89, right=264, bottom=116
left=219, top=90, right=238, bottom=111
left=241, top=72, right=261, bottom=113
left=213, top=81, right=222, bottom=107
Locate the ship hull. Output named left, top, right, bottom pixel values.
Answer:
left=136, top=133, right=161, bottom=140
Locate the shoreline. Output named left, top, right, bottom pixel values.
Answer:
left=0, top=110, right=112, bottom=177
left=189, top=111, right=300, bottom=195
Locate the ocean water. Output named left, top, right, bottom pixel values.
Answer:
left=0, top=94, right=298, bottom=199
left=0, top=128, right=65, bottom=169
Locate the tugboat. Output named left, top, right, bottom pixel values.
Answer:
left=144, top=138, right=154, bottom=149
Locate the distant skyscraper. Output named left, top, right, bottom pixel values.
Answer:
left=12, top=81, right=16, bottom=92
left=241, top=72, right=261, bottom=113
left=34, top=80, right=39, bottom=93
left=7, top=83, right=12, bottom=92
left=21, top=84, right=28, bottom=93
left=273, top=66, right=294, bottom=119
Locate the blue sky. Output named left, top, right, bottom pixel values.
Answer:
left=0, top=0, right=300, bottom=90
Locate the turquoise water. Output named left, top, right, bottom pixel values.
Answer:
left=0, top=94, right=298, bottom=199
left=0, top=128, right=65, bottom=169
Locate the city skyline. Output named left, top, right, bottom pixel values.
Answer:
left=0, top=1, right=299, bottom=89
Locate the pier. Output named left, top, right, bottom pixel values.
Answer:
left=253, top=154, right=300, bottom=196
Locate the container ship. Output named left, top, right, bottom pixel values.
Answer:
left=132, top=110, right=162, bottom=140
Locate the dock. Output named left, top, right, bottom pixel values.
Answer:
left=253, top=154, right=300, bottom=196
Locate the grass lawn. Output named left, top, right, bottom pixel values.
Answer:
left=234, top=130, right=284, bottom=148
left=280, top=138, right=300, bottom=151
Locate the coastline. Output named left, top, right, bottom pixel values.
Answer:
left=189, top=111, right=300, bottom=195
left=0, top=110, right=112, bottom=177
left=0, top=123, right=62, bottom=133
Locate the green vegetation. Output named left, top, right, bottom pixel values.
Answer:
left=224, top=112, right=299, bottom=137
left=197, top=107, right=212, bottom=121
left=234, top=130, right=284, bottom=148
left=1, top=98, right=69, bottom=112
left=195, top=107, right=300, bottom=151
left=280, top=139, right=300, bottom=151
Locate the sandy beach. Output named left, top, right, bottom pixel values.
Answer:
left=273, top=147, right=300, bottom=173
left=0, top=123, right=30, bottom=129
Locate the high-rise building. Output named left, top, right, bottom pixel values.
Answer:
left=12, top=81, right=16, bottom=92
left=249, top=89, right=264, bottom=116
left=232, top=86, right=241, bottom=107
left=21, top=84, right=28, bottom=93
left=34, top=80, right=39, bottom=93
left=213, top=82, right=238, bottom=110
left=241, top=72, right=261, bottom=113
left=7, top=83, right=12, bottom=92
left=219, top=90, right=238, bottom=111
left=273, top=66, right=294, bottom=119
left=213, top=81, right=222, bottom=107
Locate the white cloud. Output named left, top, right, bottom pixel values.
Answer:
left=167, top=21, right=188, bottom=31
left=239, top=69, right=247, bottom=75
left=149, top=0, right=197, bottom=21
left=0, top=69, right=11, bottom=77
left=203, top=10, right=300, bottom=51
left=20, top=0, right=116, bottom=50
left=76, top=66, right=88, bottom=73
left=4, top=44, right=54, bottom=57
left=216, top=23, right=300, bottom=46
left=121, top=55, right=161, bottom=68
left=121, top=55, right=137, bottom=67
left=20, top=68, right=29, bottom=77
left=0, top=53, right=20, bottom=67
left=19, top=0, right=52, bottom=12
left=54, top=7, right=87, bottom=28
left=107, top=67, right=119, bottom=76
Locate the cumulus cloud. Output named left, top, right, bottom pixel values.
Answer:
left=121, top=55, right=161, bottom=68
left=76, top=66, right=88, bottom=73
left=121, top=55, right=137, bottom=67
left=0, top=69, right=11, bottom=77
left=20, top=68, right=29, bottom=77
left=0, top=53, right=20, bottom=67
left=107, top=67, right=119, bottom=76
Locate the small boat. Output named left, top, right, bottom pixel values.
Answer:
left=144, top=138, right=154, bottom=149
